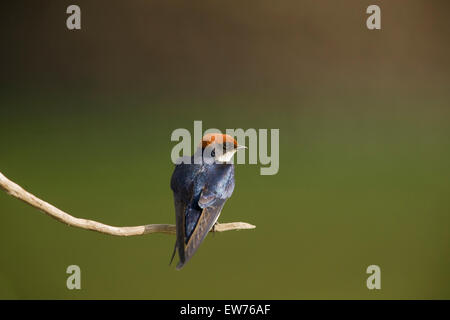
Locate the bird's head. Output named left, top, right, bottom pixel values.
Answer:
left=199, top=133, right=246, bottom=163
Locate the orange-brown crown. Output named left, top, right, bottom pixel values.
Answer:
left=199, top=133, right=238, bottom=149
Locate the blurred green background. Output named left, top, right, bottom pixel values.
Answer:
left=0, top=0, right=449, bottom=299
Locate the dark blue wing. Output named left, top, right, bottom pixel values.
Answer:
left=176, top=164, right=235, bottom=269
left=170, top=157, right=202, bottom=265
left=170, top=159, right=236, bottom=269
left=198, top=166, right=235, bottom=209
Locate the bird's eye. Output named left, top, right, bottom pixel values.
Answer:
left=211, top=149, right=216, bottom=157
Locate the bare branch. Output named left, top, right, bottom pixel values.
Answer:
left=0, top=171, right=255, bottom=236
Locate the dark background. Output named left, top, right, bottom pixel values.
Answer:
left=0, top=0, right=449, bottom=298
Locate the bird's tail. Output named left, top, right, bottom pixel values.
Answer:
left=169, top=240, right=177, bottom=266
left=176, top=259, right=187, bottom=270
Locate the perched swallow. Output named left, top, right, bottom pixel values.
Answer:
left=170, top=133, right=245, bottom=269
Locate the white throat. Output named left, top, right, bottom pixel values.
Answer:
left=216, top=150, right=237, bottom=163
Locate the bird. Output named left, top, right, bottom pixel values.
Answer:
left=169, top=133, right=246, bottom=270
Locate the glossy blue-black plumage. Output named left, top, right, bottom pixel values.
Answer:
left=170, top=153, right=235, bottom=269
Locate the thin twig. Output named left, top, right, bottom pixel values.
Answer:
left=0, top=171, right=255, bottom=236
